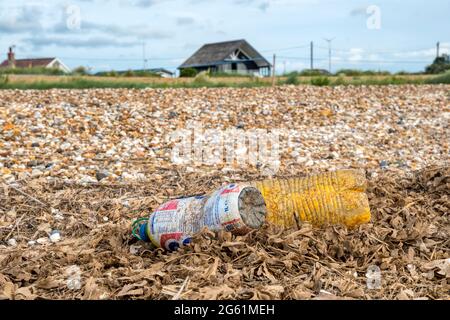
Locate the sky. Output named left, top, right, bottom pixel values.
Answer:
left=0, top=0, right=449, bottom=74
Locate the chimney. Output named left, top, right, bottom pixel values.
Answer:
left=7, top=47, right=15, bottom=68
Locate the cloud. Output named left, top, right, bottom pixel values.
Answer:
left=51, top=15, right=172, bottom=40
left=24, top=36, right=142, bottom=49
left=233, top=0, right=271, bottom=11
left=284, top=60, right=307, bottom=72
left=348, top=48, right=364, bottom=61
left=133, top=0, right=163, bottom=7
left=0, top=5, right=44, bottom=33
left=176, top=17, right=195, bottom=26
left=393, top=43, right=450, bottom=59
left=258, top=1, right=270, bottom=11
left=367, top=53, right=380, bottom=61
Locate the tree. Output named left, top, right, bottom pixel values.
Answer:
left=72, top=66, right=88, bottom=75
left=425, top=56, right=450, bottom=74
left=180, top=67, right=198, bottom=77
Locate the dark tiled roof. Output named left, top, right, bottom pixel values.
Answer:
left=179, top=39, right=270, bottom=69
left=0, top=58, right=55, bottom=68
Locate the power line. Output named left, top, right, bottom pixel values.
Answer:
left=142, top=42, right=147, bottom=70
left=324, top=37, right=335, bottom=73
left=4, top=42, right=442, bottom=72
left=332, top=59, right=431, bottom=64
left=278, top=55, right=327, bottom=61
left=314, top=45, right=441, bottom=55
left=260, top=44, right=310, bottom=53
left=278, top=55, right=430, bottom=64
left=57, top=56, right=185, bottom=61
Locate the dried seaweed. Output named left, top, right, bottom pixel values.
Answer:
left=0, top=166, right=448, bottom=300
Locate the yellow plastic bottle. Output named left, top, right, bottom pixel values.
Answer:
left=252, top=169, right=371, bottom=228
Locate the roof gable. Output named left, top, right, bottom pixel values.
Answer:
left=179, top=39, right=270, bottom=69
left=0, top=58, right=56, bottom=68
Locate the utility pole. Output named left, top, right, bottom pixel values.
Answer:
left=436, top=41, right=440, bottom=58
left=272, top=54, right=276, bottom=87
left=142, top=42, right=147, bottom=70
left=310, top=41, right=314, bottom=70
left=324, top=38, right=335, bottom=74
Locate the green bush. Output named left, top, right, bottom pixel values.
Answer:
left=132, top=70, right=160, bottom=77
left=192, top=72, right=211, bottom=86
left=285, top=72, right=299, bottom=85
left=425, top=71, right=450, bottom=84
left=123, top=70, right=135, bottom=77
left=425, top=57, right=450, bottom=74
left=332, top=76, right=347, bottom=86
left=311, top=77, right=330, bottom=86
left=0, top=78, right=148, bottom=90
left=95, top=70, right=160, bottom=77
left=301, top=70, right=326, bottom=76
left=335, top=69, right=391, bottom=76
left=180, top=67, right=198, bottom=77
left=336, top=69, right=362, bottom=76
left=72, top=66, right=88, bottom=75
left=0, top=75, right=9, bottom=85
left=0, top=66, right=66, bottom=75
left=283, top=71, right=298, bottom=77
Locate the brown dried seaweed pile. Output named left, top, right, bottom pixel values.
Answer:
left=0, top=166, right=448, bottom=300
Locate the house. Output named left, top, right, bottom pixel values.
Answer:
left=178, top=39, right=271, bottom=76
left=148, top=68, right=174, bottom=78
left=0, top=47, right=71, bottom=73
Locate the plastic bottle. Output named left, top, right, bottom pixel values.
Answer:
left=251, top=169, right=371, bottom=228
left=136, top=183, right=267, bottom=251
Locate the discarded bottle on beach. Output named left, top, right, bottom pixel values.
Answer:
left=132, top=169, right=371, bottom=250
left=251, top=169, right=371, bottom=229
left=133, top=183, right=267, bottom=251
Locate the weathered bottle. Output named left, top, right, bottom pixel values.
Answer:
left=251, top=169, right=371, bottom=228
left=136, top=183, right=267, bottom=250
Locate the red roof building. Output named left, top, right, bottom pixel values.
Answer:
left=0, top=47, right=71, bottom=73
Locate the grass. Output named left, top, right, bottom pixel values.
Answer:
left=279, top=74, right=433, bottom=86
left=209, top=72, right=256, bottom=78
left=0, top=76, right=269, bottom=90
left=335, top=69, right=392, bottom=76
left=425, top=71, right=450, bottom=84
left=0, top=73, right=448, bottom=90
left=284, top=73, right=299, bottom=85
left=0, top=77, right=148, bottom=89
left=286, top=70, right=330, bottom=77
left=0, top=66, right=66, bottom=76
left=95, top=70, right=160, bottom=77
left=310, top=77, right=331, bottom=86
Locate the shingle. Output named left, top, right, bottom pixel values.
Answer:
left=0, top=58, right=55, bottom=68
